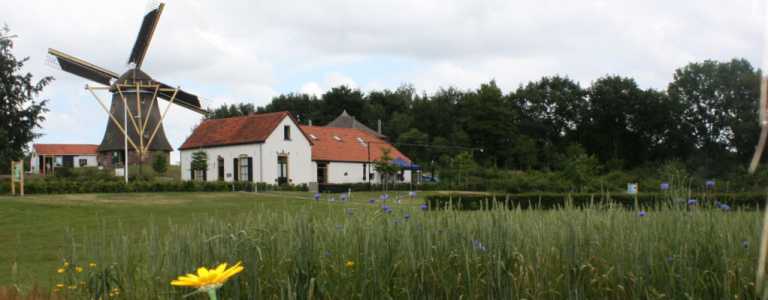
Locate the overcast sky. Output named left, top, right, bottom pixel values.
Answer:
left=2, top=0, right=766, bottom=163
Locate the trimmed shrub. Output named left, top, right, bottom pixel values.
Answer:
left=426, top=192, right=766, bottom=210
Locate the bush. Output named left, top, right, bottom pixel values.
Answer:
left=152, top=154, right=169, bottom=174
left=425, top=192, right=765, bottom=210
left=8, top=180, right=310, bottom=195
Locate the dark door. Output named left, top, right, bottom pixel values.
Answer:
left=277, top=156, right=288, bottom=185
left=317, top=162, right=327, bottom=184
left=62, top=156, right=74, bottom=168
left=217, top=157, right=224, bottom=181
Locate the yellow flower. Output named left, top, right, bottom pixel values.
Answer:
left=75, top=266, right=83, bottom=273
left=345, top=260, right=355, bottom=269
left=55, top=283, right=64, bottom=288
left=68, top=285, right=77, bottom=290
left=56, top=268, right=65, bottom=274
left=89, top=262, right=97, bottom=268
left=63, top=261, right=69, bottom=268
left=170, top=262, right=244, bottom=291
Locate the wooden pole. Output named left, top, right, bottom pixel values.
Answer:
left=10, top=161, right=15, bottom=195
left=19, top=161, right=24, bottom=196
left=144, top=87, right=179, bottom=153
left=86, top=86, right=141, bottom=152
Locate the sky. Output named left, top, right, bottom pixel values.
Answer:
left=2, top=0, right=767, bottom=163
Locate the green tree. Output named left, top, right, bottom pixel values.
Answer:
left=0, top=27, right=52, bottom=173
left=457, top=80, right=517, bottom=167
left=191, top=151, right=208, bottom=171
left=397, top=128, right=429, bottom=163
left=206, top=103, right=256, bottom=119
left=374, top=148, right=399, bottom=192
left=559, top=144, right=600, bottom=191
left=152, top=153, right=168, bottom=174
left=668, top=58, right=760, bottom=175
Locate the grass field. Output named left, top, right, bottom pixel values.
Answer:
left=0, top=191, right=763, bottom=299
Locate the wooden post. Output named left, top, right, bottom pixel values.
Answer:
left=10, top=161, right=15, bottom=195
left=20, top=161, right=24, bottom=196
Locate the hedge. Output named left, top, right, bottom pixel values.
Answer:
left=425, top=192, right=767, bottom=210
left=0, top=179, right=308, bottom=195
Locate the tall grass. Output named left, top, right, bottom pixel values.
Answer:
left=52, top=202, right=759, bottom=299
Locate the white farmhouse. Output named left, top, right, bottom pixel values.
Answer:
left=178, top=111, right=414, bottom=185
left=30, top=144, right=100, bottom=175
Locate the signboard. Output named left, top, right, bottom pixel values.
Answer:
left=13, top=161, right=22, bottom=180
left=115, top=168, right=125, bottom=177
left=627, top=183, right=638, bottom=195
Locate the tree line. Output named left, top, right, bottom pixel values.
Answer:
left=208, top=58, right=762, bottom=178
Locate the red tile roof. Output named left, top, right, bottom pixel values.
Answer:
left=33, top=144, right=99, bottom=156
left=179, top=111, right=310, bottom=150
left=300, top=126, right=411, bottom=163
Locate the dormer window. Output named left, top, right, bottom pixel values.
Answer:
left=284, top=125, right=291, bottom=140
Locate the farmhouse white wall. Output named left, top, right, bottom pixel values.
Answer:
left=29, top=153, right=98, bottom=173
left=180, top=115, right=315, bottom=184
left=326, top=161, right=411, bottom=184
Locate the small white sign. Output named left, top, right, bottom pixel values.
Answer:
left=627, top=183, right=638, bottom=194
left=115, top=168, right=125, bottom=177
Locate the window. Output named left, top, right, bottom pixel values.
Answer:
left=194, top=169, right=205, bottom=182
left=284, top=125, right=291, bottom=140
left=309, top=134, right=318, bottom=140
left=239, top=155, right=249, bottom=181
left=333, top=135, right=342, bottom=141
left=79, top=159, right=88, bottom=167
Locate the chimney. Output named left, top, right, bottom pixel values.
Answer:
left=377, top=119, right=382, bottom=134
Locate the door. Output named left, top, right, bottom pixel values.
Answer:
left=217, top=157, right=224, bottom=181
left=317, top=162, right=328, bottom=184
left=277, top=155, right=288, bottom=185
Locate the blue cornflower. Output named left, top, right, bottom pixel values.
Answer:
left=408, top=191, right=417, bottom=198
left=404, top=213, right=411, bottom=220
left=340, top=193, right=348, bottom=201
left=687, top=199, right=698, bottom=206
left=324, top=250, right=332, bottom=257
left=719, top=203, right=731, bottom=211
left=660, top=182, right=670, bottom=191
left=313, top=193, right=321, bottom=201
left=368, top=198, right=376, bottom=204
left=420, top=204, right=429, bottom=211
left=472, top=240, right=487, bottom=252
left=706, top=180, right=716, bottom=189
left=382, top=205, right=392, bottom=213
left=638, top=210, right=647, bottom=217
left=380, top=194, right=389, bottom=201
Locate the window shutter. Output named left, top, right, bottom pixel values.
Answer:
left=190, top=169, right=195, bottom=180
left=247, top=157, right=253, bottom=182
left=203, top=170, right=207, bottom=181
left=233, top=158, right=239, bottom=181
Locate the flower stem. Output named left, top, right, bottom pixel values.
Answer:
left=207, top=289, right=218, bottom=300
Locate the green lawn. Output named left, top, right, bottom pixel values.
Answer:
left=0, top=190, right=422, bottom=287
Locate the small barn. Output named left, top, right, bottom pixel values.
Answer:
left=30, top=144, right=100, bottom=175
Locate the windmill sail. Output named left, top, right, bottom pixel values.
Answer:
left=48, top=48, right=118, bottom=85
left=127, top=2, right=164, bottom=68
left=155, top=81, right=206, bottom=114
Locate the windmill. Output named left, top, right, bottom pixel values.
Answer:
left=47, top=2, right=206, bottom=172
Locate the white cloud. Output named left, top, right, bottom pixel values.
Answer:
left=1, top=0, right=764, bottom=160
